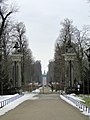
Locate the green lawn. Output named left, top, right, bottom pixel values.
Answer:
left=82, top=97, right=90, bottom=107
left=77, top=94, right=90, bottom=107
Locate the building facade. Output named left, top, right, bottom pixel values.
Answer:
left=33, top=60, right=42, bottom=84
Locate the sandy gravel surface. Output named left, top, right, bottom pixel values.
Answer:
left=0, top=93, right=89, bottom=120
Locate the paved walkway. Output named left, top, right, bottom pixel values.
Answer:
left=0, top=88, right=89, bottom=120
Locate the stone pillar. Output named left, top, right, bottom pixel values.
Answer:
left=12, top=62, right=15, bottom=87
left=11, top=54, right=23, bottom=88
left=17, top=61, right=22, bottom=87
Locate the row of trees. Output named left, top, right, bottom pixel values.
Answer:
left=54, top=18, right=90, bottom=93
left=0, top=0, right=35, bottom=94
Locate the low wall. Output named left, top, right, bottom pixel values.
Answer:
left=0, top=94, right=24, bottom=108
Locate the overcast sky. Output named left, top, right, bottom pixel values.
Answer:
left=8, top=0, right=90, bottom=72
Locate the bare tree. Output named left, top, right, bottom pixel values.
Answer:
left=54, top=18, right=90, bottom=93
left=24, top=48, right=34, bottom=84
left=1, top=21, right=14, bottom=83
left=11, top=22, right=35, bottom=85
left=11, top=22, right=26, bottom=52
left=0, top=1, right=17, bottom=94
left=11, top=22, right=27, bottom=84
left=59, top=18, right=75, bottom=45
left=70, top=26, right=90, bottom=85
left=54, top=19, right=74, bottom=89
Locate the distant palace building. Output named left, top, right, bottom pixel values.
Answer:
left=42, top=71, right=47, bottom=86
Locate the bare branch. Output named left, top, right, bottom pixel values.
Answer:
left=4, top=11, right=12, bottom=20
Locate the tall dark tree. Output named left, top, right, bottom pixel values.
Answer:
left=54, top=18, right=90, bottom=93
left=0, top=1, right=17, bottom=94
left=11, top=22, right=26, bottom=52
left=54, top=43, right=65, bottom=90
left=11, top=22, right=35, bottom=85
left=54, top=19, right=75, bottom=87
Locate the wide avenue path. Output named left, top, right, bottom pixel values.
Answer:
left=0, top=91, right=88, bottom=120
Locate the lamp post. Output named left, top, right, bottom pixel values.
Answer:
left=85, top=47, right=90, bottom=95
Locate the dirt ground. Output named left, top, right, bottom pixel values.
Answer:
left=0, top=91, right=89, bottom=120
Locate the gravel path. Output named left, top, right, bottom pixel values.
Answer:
left=0, top=93, right=89, bottom=120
